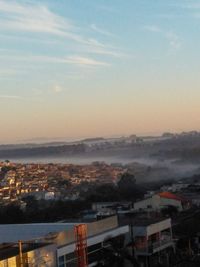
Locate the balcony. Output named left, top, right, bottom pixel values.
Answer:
left=135, top=235, right=174, bottom=256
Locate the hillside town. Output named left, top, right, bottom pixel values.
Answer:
left=0, top=161, right=124, bottom=206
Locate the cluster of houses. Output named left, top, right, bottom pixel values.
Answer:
left=0, top=161, right=124, bottom=205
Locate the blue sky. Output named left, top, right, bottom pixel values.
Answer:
left=0, top=0, right=200, bottom=143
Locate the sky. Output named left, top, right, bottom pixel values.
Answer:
left=0, top=0, right=200, bottom=144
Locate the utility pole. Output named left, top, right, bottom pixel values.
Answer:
left=18, top=240, right=23, bottom=267
left=129, top=215, right=136, bottom=267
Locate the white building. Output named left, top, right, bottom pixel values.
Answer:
left=0, top=216, right=129, bottom=267
left=133, top=192, right=190, bottom=212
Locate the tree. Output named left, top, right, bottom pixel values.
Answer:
left=0, top=204, right=24, bottom=223
left=86, top=184, right=120, bottom=202
left=118, top=173, right=136, bottom=188
left=117, top=173, right=144, bottom=201
left=21, top=195, right=39, bottom=213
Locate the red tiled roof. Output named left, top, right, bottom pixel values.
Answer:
left=158, top=191, right=187, bottom=202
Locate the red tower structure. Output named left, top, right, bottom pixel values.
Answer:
left=74, top=224, right=88, bottom=267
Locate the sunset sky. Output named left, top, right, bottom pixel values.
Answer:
left=0, top=0, right=200, bottom=143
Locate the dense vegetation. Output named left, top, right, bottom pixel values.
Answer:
left=0, top=199, right=91, bottom=223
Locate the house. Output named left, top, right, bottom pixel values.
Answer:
left=133, top=192, right=190, bottom=212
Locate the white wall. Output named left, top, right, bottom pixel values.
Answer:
left=134, top=195, right=183, bottom=211
left=134, top=195, right=160, bottom=211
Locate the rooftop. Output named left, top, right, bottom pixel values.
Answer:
left=158, top=191, right=188, bottom=202
left=0, top=223, right=76, bottom=243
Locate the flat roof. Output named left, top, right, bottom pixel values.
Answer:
left=0, top=223, right=76, bottom=243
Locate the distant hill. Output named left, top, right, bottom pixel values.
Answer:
left=81, top=137, right=105, bottom=142
left=0, top=143, right=86, bottom=158
left=1, top=131, right=200, bottom=163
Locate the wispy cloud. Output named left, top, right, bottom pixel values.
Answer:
left=0, top=0, right=120, bottom=53
left=0, top=95, right=24, bottom=100
left=0, top=0, right=72, bottom=37
left=66, top=56, right=109, bottom=66
left=0, top=53, right=109, bottom=67
left=91, top=24, right=114, bottom=37
left=0, top=94, right=41, bottom=102
left=144, top=25, right=181, bottom=51
left=87, top=47, right=124, bottom=58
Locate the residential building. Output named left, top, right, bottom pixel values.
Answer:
left=133, top=192, right=190, bottom=212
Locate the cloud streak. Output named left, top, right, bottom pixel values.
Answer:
left=0, top=94, right=41, bottom=103
left=0, top=0, right=72, bottom=37
left=91, top=24, right=114, bottom=37
left=144, top=25, right=161, bottom=33
left=0, top=0, right=122, bottom=60
left=0, top=53, right=109, bottom=66
left=0, top=95, right=24, bottom=100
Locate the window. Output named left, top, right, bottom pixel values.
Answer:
left=58, top=256, right=65, bottom=267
